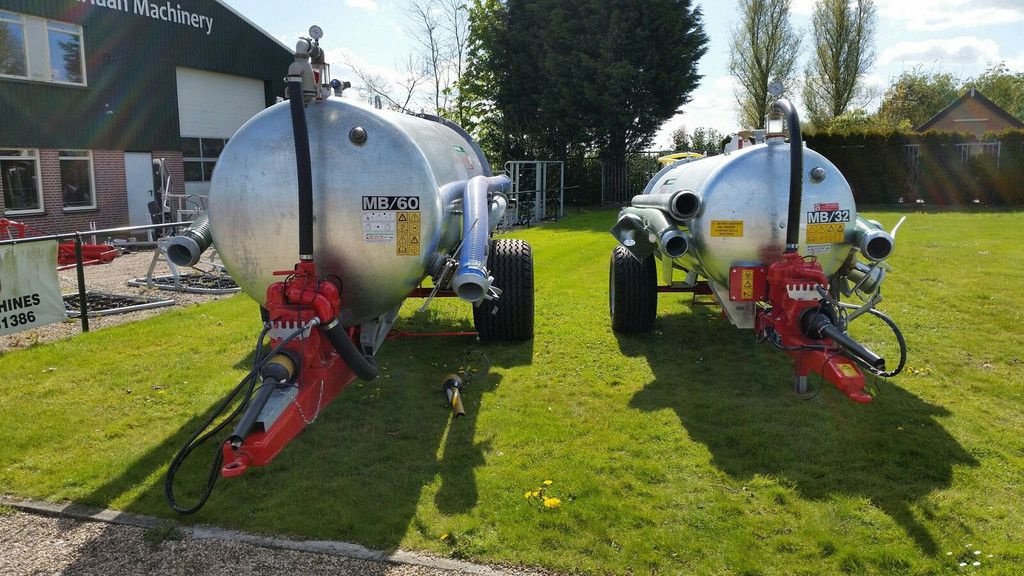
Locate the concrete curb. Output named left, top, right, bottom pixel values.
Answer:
left=1, top=497, right=512, bottom=576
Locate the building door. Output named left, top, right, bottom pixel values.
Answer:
left=124, top=152, right=154, bottom=228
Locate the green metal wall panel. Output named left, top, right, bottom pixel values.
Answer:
left=0, top=0, right=292, bottom=150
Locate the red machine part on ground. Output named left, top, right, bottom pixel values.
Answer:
left=2, top=217, right=117, bottom=269
left=755, top=252, right=873, bottom=404
left=220, top=261, right=358, bottom=477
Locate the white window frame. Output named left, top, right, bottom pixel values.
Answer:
left=0, top=11, right=86, bottom=86
left=45, top=19, right=86, bottom=86
left=0, top=149, right=43, bottom=215
left=59, top=150, right=96, bottom=211
left=0, top=10, right=28, bottom=80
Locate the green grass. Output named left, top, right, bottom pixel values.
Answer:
left=1, top=209, right=1023, bottom=574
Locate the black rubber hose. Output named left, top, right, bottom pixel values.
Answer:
left=772, top=98, right=803, bottom=252
left=803, top=311, right=886, bottom=371
left=323, top=322, right=379, bottom=381
left=227, top=376, right=279, bottom=449
left=287, top=80, right=314, bottom=261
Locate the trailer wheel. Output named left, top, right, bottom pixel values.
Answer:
left=610, top=245, right=657, bottom=333
left=474, top=238, right=534, bottom=341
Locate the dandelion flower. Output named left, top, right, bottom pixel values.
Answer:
left=543, top=480, right=553, bottom=486
left=524, top=491, right=532, bottom=499
left=543, top=497, right=561, bottom=509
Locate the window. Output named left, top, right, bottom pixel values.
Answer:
left=1, top=149, right=42, bottom=214
left=182, top=137, right=227, bottom=182
left=60, top=150, right=95, bottom=210
left=0, top=11, right=27, bottom=78
left=47, top=21, right=84, bottom=84
left=0, top=11, right=85, bottom=85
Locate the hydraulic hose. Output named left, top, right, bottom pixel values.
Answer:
left=323, top=321, right=379, bottom=381
left=287, top=79, right=315, bottom=261
left=772, top=98, right=803, bottom=252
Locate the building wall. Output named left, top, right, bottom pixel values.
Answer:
left=0, top=0, right=291, bottom=234
left=0, top=148, right=124, bottom=235
left=926, top=98, right=1020, bottom=137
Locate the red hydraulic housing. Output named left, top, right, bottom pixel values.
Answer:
left=220, top=261, right=359, bottom=477
left=753, top=253, right=881, bottom=403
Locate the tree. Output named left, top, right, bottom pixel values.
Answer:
left=671, top=126, right=690, bottom=151
left=728, top=0, right=801, bottom=128
left=967, top=62, right=1024, bottom=122
left=802, top=0, right=877, bottom=127
left=689, top=126, right=725, bottom=155
left=461, top=0, right=709, bottom=162
left=343, top=52, right=430, bottom=113
left=875, top=68, right=960, bottom=131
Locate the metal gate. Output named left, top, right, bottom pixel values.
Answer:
left=501, top=160, right=565, bottom=227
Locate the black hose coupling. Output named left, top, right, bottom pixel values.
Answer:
left=801, top=311, right=886, bottom=371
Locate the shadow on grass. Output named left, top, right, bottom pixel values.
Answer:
left=71, top=316, right=532, bottom=551
left=621, top=306, right=977, bottom=556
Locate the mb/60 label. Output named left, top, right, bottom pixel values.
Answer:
left=361, top=196, right=421, bottom=255
left=362, top=196, right=420, bottom=211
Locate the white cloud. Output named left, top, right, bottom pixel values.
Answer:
left=877, top=0, right=1024, bottom=32
left=654, top=75, right=742, bottom=149
left=346, top=0, right=380, bottom=13
left=1006, top=53, right=1024, bottom=73
left=880, top=36, right=1001, bottom=66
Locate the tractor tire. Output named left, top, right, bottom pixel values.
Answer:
left=474, top=238, right=535, bottom=341
left=609, top=245, right=657, bottom=333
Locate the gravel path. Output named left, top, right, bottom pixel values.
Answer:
left=0, top=503, right=552, bottom=576
left=1, top=249, right=235, bottom=352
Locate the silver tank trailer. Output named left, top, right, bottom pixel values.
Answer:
left=208, top=98, right=488, bottom=326
left=627, top=141, right=862, bottom=287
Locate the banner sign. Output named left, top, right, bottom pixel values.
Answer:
left=0, top=241, right=68, bottom=336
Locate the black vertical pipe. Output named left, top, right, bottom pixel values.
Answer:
left=73, top=233, right=89, bottom=332
left=287, top=80, right=315, bottom=261
left=771, top=98, right=803, bottom=253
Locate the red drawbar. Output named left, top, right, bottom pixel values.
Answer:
left=220, top=261, right=359, bottom=477
left=759, top=252, right=871, bottom=403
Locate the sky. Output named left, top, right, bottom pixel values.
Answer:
left=220, top=0, right=1024, bottom=150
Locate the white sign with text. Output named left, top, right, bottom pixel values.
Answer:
left=0, top=241, right=68, bottom=336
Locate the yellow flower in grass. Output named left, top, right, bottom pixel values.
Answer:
left=543, top=497, right=561, bottom=509
left=543, top=480, right=553, bottom=486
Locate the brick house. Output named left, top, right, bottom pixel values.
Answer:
left=0, top=0, right=291, bottom=235
left=916, top=87, right=1024, bottom=137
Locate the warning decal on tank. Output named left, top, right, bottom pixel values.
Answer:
left=710, top=220, right=744, bottom=237
left=806, top=223, right=844, bottom=244
left=396, top=212, right=421, bottom=256
left=362, top=210, right=395, bottom=243
left=361, top=196, right=420, bottom=248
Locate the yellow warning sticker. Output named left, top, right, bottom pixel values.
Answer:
left=806, top=223, right=844, bottom=244
left=740, top=269, right=754, bottom=300
left=838, top=363, right=860, bottom=377
left=396, top=212, right=421, bottom=255
left=710, top=220, right=744, bottom=237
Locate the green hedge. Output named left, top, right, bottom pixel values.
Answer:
left=806, top=129, right=1024, bottom=205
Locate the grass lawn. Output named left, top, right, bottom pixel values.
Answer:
left=1, top=208, right=1022, bottom=575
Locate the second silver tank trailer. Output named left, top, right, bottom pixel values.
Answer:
left=164, top=26, right=534, bottom=514
left=610, top=98, right=906, bottom=403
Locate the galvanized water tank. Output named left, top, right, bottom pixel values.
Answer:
left=208, top=98, right=487, bottom=326
left=644, top=142, right=858, bottom=286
